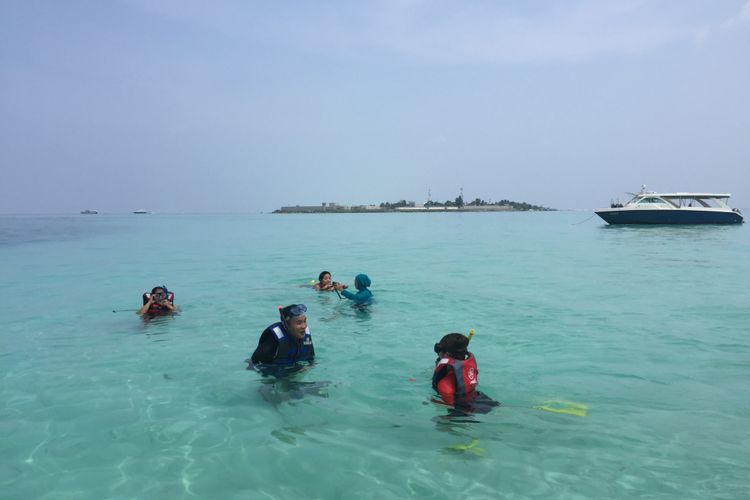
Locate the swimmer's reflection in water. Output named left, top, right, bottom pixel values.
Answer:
left=247, top=363, right=330, bottom=405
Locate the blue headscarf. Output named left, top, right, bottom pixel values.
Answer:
left=354, top=274, right=371, bottom=290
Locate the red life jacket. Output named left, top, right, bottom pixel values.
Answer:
left=432, top=353, right=478, bottom=406
left=143, top=292, right=175, bottom=315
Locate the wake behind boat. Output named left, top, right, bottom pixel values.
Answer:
left=596, top=186, right=743, bottom=225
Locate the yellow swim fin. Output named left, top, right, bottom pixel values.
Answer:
left=445, top=439, right=485, bottom=456
left=533, top=400, right=588, bottom=417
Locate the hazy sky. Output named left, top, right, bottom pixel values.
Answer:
left=2, top=0, right=749, bottom=212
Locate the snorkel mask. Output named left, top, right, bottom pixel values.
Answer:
left=151, top=285, right=169, bottom=301
left=279, top=304, right=307, bottom=321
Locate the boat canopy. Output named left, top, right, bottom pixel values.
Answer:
left=655, top=193, right=731, bottom=199
left=628, top=193, right=732, bottom=209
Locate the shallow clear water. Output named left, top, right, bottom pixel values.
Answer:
left=1, top=213, right=748, bottom=499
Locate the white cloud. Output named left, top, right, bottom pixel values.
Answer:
left=364, top=1, right=684, bottom=63
left=124, top=0, right=746, bottom=64
left=719, top=0, right=750, bottom=28
left=740, top=1, right=750, bottom=21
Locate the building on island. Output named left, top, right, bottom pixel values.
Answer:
left=276, top=203, right=350, bottom=213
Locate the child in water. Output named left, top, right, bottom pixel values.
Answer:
left=313, top=271, right=346, bottom=292
left=432, top=333, right=499, bottom=414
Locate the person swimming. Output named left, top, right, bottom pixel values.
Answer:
left=432, top=333, right=499, bottom=415
left=313, top=271, right=347, bottom=292
left=334, top=273, right=372, bottom=305
left=248, top=304, right=315, bottom=377
left=138, top=285, right=177, bottom=316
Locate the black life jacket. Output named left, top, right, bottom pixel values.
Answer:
left=268, top=322, right=314, bottom=365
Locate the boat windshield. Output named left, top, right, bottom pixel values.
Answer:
left=635, top=197, right=677, bottom=207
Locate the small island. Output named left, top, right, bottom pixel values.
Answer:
left=275, top=195, right=554, bottom=213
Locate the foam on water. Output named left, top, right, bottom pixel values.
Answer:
left=1, top=213, right=748, bottom=499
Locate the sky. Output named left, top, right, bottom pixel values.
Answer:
left=1, top=0, right=749, bottom=212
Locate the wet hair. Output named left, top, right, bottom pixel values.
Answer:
left=318, top=271, right=331, bottom=282
left=434, top=333, right=469, bottom=359
left=151, top=285, right=167, bottom=294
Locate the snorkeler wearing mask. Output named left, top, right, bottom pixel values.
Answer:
left=138, top=286, right=177, bottom=316
left=249, top=304, right=315, bottom=371
left=432, top=333, right=499, bottom=414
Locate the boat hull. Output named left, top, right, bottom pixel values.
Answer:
left=595, top=209, right=744, bottom=225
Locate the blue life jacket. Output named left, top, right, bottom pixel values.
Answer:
left=268, top=322, right=314, bottom=365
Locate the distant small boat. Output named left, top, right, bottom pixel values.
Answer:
left=596, top=186, right=743, bottom=225
left=133, top=209, right=150, bottom=214
left=80, top=209, right=98, bottom=214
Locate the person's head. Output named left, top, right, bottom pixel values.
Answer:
left=318, top=271, right=331, bottom=286
left=434, top=333, right=470, bottom=360
left=354, top=273, right=371, bottom=290
left=279, top=304, right=308, bottom=339
left=151, top=286, right=167, bottom=301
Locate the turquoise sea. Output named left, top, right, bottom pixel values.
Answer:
left=1, top=212, right=748, bottom=499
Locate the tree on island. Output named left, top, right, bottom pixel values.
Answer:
left=379, top=200, right=412, bottom=209
left=424, top=195, right=463, bottom=208
left=275, top=193, right=553, bottom=213
left=424, top=194, right=550, bottom=211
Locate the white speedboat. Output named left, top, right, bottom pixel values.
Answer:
left=596, top=186, right=743, bottom=225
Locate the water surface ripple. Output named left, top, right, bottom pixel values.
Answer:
left=1, top=213, right=748, bottom=499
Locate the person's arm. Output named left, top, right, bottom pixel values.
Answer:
left=251, top=329, right=278, bottom=364
left=157, top=299, right=176, bottom=312
left=341, top=288, right=371, bottom=302
left=138, top=296, right=154, bottom=315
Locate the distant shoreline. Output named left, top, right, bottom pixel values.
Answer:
left=274, top=205, right=555, bottom=214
